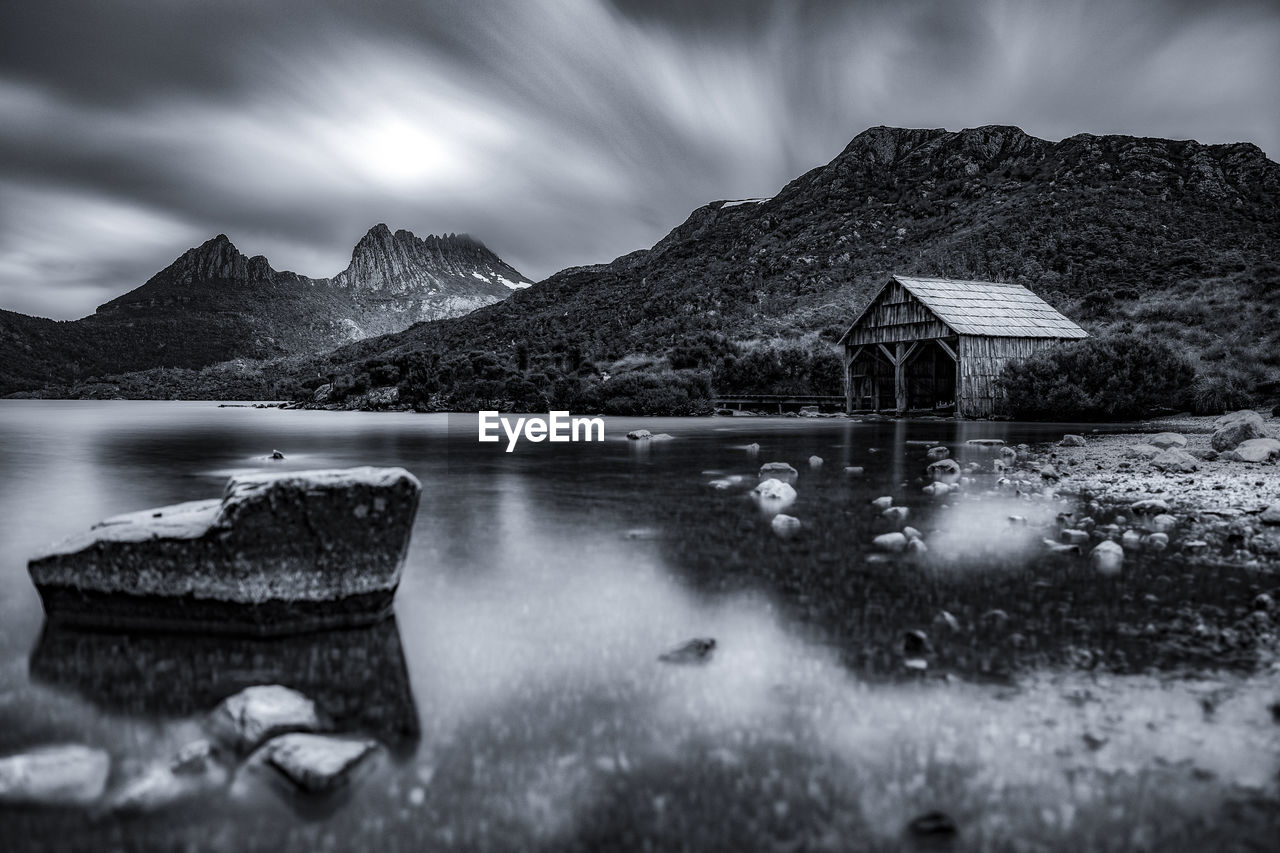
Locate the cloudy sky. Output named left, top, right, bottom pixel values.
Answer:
left=1, top=0, right=1277, bottom=319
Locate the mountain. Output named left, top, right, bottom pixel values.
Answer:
left=0, top=226, right=531, bottom=393
left=310, top=124, right=1278, bottom=410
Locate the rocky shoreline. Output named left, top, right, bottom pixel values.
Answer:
left=1024, top=411, right=1280, bottom=567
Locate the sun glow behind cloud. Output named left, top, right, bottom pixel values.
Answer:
left=0, top=0, right=1276, bottom=318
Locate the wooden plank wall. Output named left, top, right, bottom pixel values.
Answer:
left=844, top=281, right=951, bottom=346
left=957, top=336, right=1063, bottom=417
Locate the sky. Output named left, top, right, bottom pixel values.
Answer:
left=0, top=0, right=1277, bottom=320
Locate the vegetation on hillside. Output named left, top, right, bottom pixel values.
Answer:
left=15, top=126, right=1280, bottom=414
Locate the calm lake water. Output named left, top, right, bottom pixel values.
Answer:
left=0, top=401, right=1276, bottom=852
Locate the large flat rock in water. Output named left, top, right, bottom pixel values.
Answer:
left=27, top=467, right=421, bottom=635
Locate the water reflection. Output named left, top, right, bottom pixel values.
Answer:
left=29, top=618, right=420, bottom=753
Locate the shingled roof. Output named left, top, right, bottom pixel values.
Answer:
left=885, top=275, right=1087, bottom=338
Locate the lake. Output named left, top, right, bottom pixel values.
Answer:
left=0, top=401, right=1276, bottom=851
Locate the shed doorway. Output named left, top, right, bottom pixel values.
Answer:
left=905, top=339, right=958, bottom=413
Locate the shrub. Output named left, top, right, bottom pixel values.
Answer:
left=713, top=345, right=842, bottom=396
left=1000, top=334, right=1197, bottom=420
left=1188, top=376, right=1255, bottom=415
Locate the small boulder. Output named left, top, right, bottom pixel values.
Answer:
left=873, top=532, right=908, bottom=552
left=108, top=745, right=228, bottom=814
left=798, top=406, right=820, bottom=417
left=1146, top=532, right=1170, bottom=551
left=659, top=637, right=716, bottom=664
left=1152, top=448, right=1198, bottom=473
left=1211, top=410, right=1266, bottom=451
left=1059, top=434, right=1086, bottom=447
left=1091, top=540, right=1124, bottom=575
left=808, top=455, right=823, bottom=468
left=0, top=744, right=110, bottom=807
left=758, top=462, right=798, bottom=483
left=844, top=466, right=865, bottom=475
left=926, top=446, right=949, bottom=461
left=1261, top=504, right=1280, bottom=525
left=1148, top=433, right=1187, bottom=450
left=926, top=458, right=961, bottom=485
left=871, top=496, right=894, bottom=510
left=1130, top=498, right=1170, bottom=514
left=1151, top=514, right=1178, bottom=532
left=1127, top=444, right=1162, bottom=461
left=744, top=442, right=760, bottom=453
left=210, top=685, right=321, bottom=753
left=261, top=734, right=378, bottom=794
left=967, top=438, right=1005, bottom=448
left=753, top=478, right=797, bottom=503
left=1040, top=464, right=1060, bottom=481
left=1061, top=529, right=1090, bottom=545
left=770, top=514, right=801, bottom=539
left=1234, top=437, right=1280, bottom=463
left=882, top=506, right=909, bottom=524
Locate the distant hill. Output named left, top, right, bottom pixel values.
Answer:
left=17, top=125, right=1280, bottom=407
left=302, top=124, right=1277, bottom=409
left=0, top=225, right=531, bottom=394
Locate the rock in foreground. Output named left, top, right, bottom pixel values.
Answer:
left=27, top=467, right=422, bottom=635
left=260, top=734, right=378, bottom=794
left=0, top=744, right=110, bottom=807
left=211, top=685, right=323, bottom=753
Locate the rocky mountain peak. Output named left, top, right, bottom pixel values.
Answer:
left=161, top=234, right=273, bottom=284
left=336, top=225, right=530, bottom=294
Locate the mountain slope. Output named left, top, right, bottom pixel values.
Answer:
left=319, top=124, right=1279, bottom=404
left=0, top=226, right=531, bottom=393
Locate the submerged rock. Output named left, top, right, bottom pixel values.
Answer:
left=926, top=446, right=949, bottom=460
left=871, top=496, right=894, bottom=510
left=758, top=462, right=798, bottom=483
left=260, top=734, right=378, bottom=794
left=626, top=429, right=652, bottom=440
left=1091, top=540, right=1124, bottom=575
left=270, top=449, right=286, bottom=460
left=27, top=467, right=421, bottom=635
left=0, top=744, right=110, bottom=807
left=659, top=637, right=716, bottom=664
left=908, top=810, right=958, bottom=838
left=770, top=514, right=802, bottom=539
left=882, top=506, right=910, bottom=524
left=211, top=685, right=322, bottom=753
left=808, top=455, right=824, bottom=468
left=873, top=532, right=908, bottom=552
left=752, top=478, right=797, bottom=504
left=1261, top=504, right=1280, bottom=525
left=927, top=459, right=961, bottom=485
left=1059, top=434, right=1087, bottom=447
left=107, top=745, right=228, bottom=814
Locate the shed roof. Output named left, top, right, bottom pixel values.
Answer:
left=843, top=275, right=1089, bottom=341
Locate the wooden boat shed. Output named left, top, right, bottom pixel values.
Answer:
left=838, top=275, right=1088, bottom=417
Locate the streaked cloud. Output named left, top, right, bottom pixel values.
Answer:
left=0, top=0, right=1276, bottom=318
